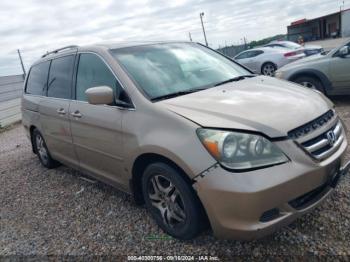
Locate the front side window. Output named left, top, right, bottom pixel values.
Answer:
left=112, top=43, right=250, bottom=100
left=236, top=50, right=263, bottom=59
left=235, top=52, right=251, bottom=59
left=26, top=61, right=50, bottom=95
left=47, top=55, right=75, bottom=99
left=76, top=53, right=123, bottom=102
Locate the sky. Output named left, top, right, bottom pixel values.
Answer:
left=0, top=0, right=347, bottom=76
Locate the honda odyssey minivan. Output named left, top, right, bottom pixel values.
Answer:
left=22, top=42, right=350, bottom=240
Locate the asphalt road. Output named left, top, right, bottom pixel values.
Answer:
left=307, top=37, right=350, bottom=51
left=0, top=96, right=350, bottom=260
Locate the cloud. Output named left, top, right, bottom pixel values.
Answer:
left=0, top=0, right=341, bottom=76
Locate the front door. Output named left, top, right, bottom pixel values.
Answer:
left=69, top=53, right=127, bottom=188
left=329, top=42, right=350, bottom=90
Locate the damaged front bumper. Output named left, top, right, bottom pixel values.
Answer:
left=192, top=139, right=349, bottom=240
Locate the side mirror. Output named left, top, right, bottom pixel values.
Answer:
left=338, top=46, right=349, bottom=57
left=85, top=86, right=114, bottom=105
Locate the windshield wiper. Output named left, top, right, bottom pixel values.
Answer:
left=151, top=74, right=257, bottom=101
left=214, top=74, right=257, bottom=87
left=151, top=88, right=207, bottom=102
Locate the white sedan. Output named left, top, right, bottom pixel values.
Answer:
left=233, top=47, right=305, bottom=76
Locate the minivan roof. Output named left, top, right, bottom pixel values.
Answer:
left=96, top=40, right=189, bottom=49
left=33, top=41, right=192, bottom=65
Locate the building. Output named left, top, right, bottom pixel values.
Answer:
left=287, top=8, right=350, bottom=42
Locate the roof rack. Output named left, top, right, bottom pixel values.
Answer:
left=42, top=45, right=78, bottom=58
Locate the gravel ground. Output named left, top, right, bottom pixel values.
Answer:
left=1, top=96, right=350, bottom=260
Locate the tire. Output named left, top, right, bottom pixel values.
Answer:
left=261, top=62, right=277, bottom=76
left=32, top=129, right=60, bottom=169
left=142, top=162, right=205, bottom=240
left=294, top=76, right=325, bottom=94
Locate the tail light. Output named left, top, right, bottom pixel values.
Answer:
left=284, top=51, right=297, bottom=57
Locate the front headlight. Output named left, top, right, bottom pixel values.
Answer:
left=197, top=129, right=288, bottom=171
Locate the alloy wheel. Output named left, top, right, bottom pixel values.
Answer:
left=35, top=134, right=49, bottom=165
left=148, top=175, right=186, bottom=228
left=262, top=64, right=276, bottom=76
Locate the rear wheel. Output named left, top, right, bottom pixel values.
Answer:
left=294, top=76, right=325, bottom=94
left=32, top=129, right=60, bottom=169
left=142, top=162, right=205, bottom=240
left=261, top=62, right=277, bottom=76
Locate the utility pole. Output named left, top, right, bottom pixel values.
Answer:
left=199, top=12, right=208, bottom=46
left=340, top=0, right=345, bottom=11
left=188, top=32, right=193, bottom=42
left=17, top=49, right=26, bottom=77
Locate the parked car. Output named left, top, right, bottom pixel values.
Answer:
left=22, top=42, right=349, bottom=240
left=234, top=47, right=305, bottom=76
left=264, top=40, right=324, bottom=56
left=275, top=40, right=350, bottom=95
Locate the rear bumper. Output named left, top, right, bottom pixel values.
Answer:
left=193, top=139, right=348, bottom=240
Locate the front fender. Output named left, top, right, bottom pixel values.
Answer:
left=127, top=144, right=209, bottom=179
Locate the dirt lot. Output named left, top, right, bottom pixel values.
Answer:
left=1, top=96, right=350, bottom=260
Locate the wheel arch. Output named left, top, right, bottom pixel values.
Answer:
left=288, top=69, right=333, bottom=94
left=130, top=153, right=194, bottom=205
left=130, top=152, right=210, bottom=231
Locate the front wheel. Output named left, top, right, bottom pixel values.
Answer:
left=294, top=76, right=325, bottom=94
left=142, top=162, right=205, bottom=240
left=261, top=62, right=277, bottom=76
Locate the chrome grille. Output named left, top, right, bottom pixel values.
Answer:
left=288, top=110, right=335, bottom=139
left=300, top=120, right=344, bottom=160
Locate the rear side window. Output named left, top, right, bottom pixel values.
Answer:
left=75, top=53, right=123, bottom=102
left=26, top=61, right=50, bottom=95
left=47, top=55, right=75, bottom=99
left=253, top=50, right=264, bottom=56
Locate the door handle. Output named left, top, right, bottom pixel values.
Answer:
left=71, top=111, right=82, bottom=118
left=57, top=108, right=66, bottom=115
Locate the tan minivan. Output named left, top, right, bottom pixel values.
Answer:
left=22, top=42, right=350, bottom=240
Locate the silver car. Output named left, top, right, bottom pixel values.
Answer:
left=234, top=47, right=305, bottom=76
left=275, top=40, right=350, bottom=95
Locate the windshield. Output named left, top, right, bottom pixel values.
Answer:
left=111, top=43, right=250, bottom=100
left=328, top=41, right=350, bottom=56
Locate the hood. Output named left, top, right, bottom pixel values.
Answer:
left=159, top=76, right=333, bottom=138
